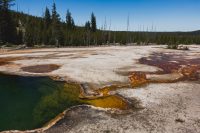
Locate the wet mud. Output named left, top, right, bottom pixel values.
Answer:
left=21, top=64, right=61, bottom=73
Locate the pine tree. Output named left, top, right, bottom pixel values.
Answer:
left=16, top=30, right=23, bottom=44
left=84, top=21, right=91, bottom=45
left=44, top=7, right=51, bottom=28
left=0, top=0, right=3, bottom=43
left=66, top=10, right=75, bottom=30
left=91, top=12, right=97, bottom=32
left=43, top=7, right=51, bottom=45
left=51, top=2, right=64, bottom=46
left=85, top=21, right=90, bottom=30
left=0, top=0, right=17, bottom=44
left=71, top=18, right=75, bottom=29
left=66, top=10, right=71, bottom=29
left=24, top=18, right=33, bottom=46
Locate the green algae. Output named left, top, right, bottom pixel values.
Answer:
left=0, top=74, right=128, bottom=132
left=0, top=74, right=84, bottom=131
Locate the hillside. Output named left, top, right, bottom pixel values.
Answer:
left=2, top=10, right=200, bottom=46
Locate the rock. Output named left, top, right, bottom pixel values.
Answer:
left=177, top=45, right=189, bottom=50
left=175, top=118, right=185, bottom=123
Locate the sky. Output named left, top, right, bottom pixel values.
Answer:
left=12, top=0, right=200, bottom=32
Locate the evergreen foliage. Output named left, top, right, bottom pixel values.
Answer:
left=51, top=2, right=64, bottom=46
left=66, top=10, right=75, bottom=30
left=91, top=12, right=97, bottom=32
left=0, top=0, right=17, bottom=44
left=0, top=1, right=200, bottom=47
left=44, top=7, right=51, bottom=29
left=85, top=21, right=91, bottom=31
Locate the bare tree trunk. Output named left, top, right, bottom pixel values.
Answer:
left=108, top=19, right=111, bottom=44
left=104, top=17, right=107, bottom=44
left=126, top=14, right=130, bottom=44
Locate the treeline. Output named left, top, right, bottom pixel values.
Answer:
left=0, top=0, right=18, bottom=44
left=1, top=0, right=200, bottom=47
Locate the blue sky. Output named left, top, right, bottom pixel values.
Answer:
left=12, top=0, right=200, bottom=31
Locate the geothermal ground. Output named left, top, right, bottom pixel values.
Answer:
left=0, top=45, right=200, bottom=133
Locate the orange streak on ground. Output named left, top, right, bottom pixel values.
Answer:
left=86, top=95, right=128, bottom=110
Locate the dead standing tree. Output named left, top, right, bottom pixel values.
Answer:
left=108, top=18, right=111, bottom=44
left=103, top=17, right=107, bottom=45
left=126, top=14, right=130, bottom=45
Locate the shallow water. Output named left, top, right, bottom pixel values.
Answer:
left=0, top=74, right=84, bottom=131
left=0, top=74, right=128, bottom=131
